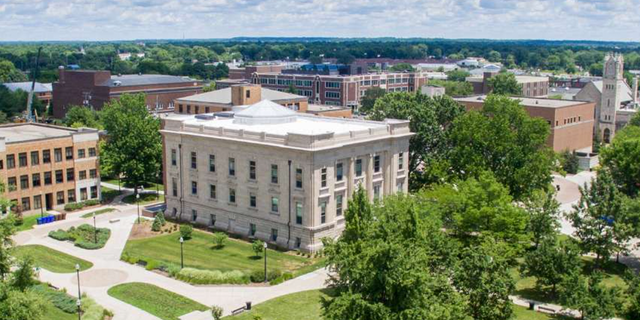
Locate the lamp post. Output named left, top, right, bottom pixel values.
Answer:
left=76, top=299, right=82, bottom=320
left=263, top=242, right=268, bottom=283
left=75, top=263, right=81, bottom=299
left=136, top=192, right=140, bottom=224
left=179, top=237, right=184, bottom=269
left=92, top=212, right=97, bottom=244
left=39, top=191, right=44, bottom=218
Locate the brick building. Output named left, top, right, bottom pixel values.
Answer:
left=52, top=68, right=204, bottom=118
left=455, top=96, right=595, bottom=152
left=466, top=72, right=550, bottom=97
left=0, top=124, right=101, bottom=215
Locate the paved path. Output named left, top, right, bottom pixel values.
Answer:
left=102, top=182, right=165, bottom=195
left=15, top=202, right=328, bottom=320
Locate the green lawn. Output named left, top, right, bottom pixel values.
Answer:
left=101, top=186, right=122, bottom=204
left=104, top=178, right=165, bottom=192
left=122, top=229, right=320, bottom=274
left=513, top=306, right=572, bottom=320
left=16, top=214, right=39, bottom=232
left=122, top=193, right=165, bottom=205
left=13, top=245, right=93, bottom=273
left=81, top=208, right=117, bottom=218
left=47, top=304, right=76, bottom=320
left=108, top=282, right=207, bottom=320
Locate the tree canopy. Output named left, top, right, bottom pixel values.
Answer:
left=359, top=87, right=387, bottom=114
left=600, top=125, right=640, bottom=197
left=488, top=73, right=521, bottom=96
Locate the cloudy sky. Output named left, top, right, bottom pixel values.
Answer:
left=1, top=0, right=639, bottom=42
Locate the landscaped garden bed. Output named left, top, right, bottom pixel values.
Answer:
left=13, top=245, right=93, bottom=273
left=49, top=224, right=111, bottom=250
left=121, top=214, right=325, bottom=286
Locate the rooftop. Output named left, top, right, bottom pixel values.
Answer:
left=104, top=74, right=199, bottom=87
left=0, top=124, right=93, bottom=143
left=454, top=95, right=591, bottom=109
left=1, top=82, right=52, bottom=93
left=176, top=87, right=305, bottom=105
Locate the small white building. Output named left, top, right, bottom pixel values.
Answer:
left=161, top=100, right=412, bottom=252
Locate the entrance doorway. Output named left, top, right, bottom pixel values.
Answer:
left=45, top=193, right=53, bottom=210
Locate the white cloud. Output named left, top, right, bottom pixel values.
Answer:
left=0, top=0, right=639, bottom=41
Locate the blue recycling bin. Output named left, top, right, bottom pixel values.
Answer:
left=36, top=218, right=42, bottom=225
left=46, top=216, right=53, bottom=223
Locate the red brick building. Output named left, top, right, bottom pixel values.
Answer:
left=52, top=68, right=204, bottom=118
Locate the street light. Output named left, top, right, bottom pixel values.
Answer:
left=179, top=237, right=184, bottom=269
left=75, top=264, right=81, bottom=299
left=136, top=192, right=141, bottom=224
left=76, top=299, right=81, bottom=320
left=263, top=242, right=268, bottom=283
left=92, top=212, right=97, bottom=244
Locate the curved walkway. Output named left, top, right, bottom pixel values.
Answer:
left=14, top=202, right=327, bottom=320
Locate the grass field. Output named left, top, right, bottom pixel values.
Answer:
left=81, top=208, right=117, bottom=218
left=224, top=290, right=569, bottom=320
left=47, top=304, right=76, bottom=320
left=108, top=282, right=208, bottom=320
left=122, top=193, right=165, bottom=205
left=15, top=214, right=39, bottom=232
left=104, top=178, right=165, bottom=192
left=13, top=245, right=93, bottom=273
left=122, top=229, right=320, bottom=274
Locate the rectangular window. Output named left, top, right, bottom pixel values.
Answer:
left=78, top=149, right=86, bottom=159
left=397, top=182, right=404, bottom=192
left=89, top=148, right=97, bottom=157
left=7, top=177, right=16, bottom=191
left=67, top=168, right=75, bottom=181
left=43, top=150, right=50, bottom=164
left=171, top=149, right=177, bottom=166
left=80, top=188, right=88, bottom=201
left=271, top=197, right=279, bottom=213
left=250, top=223, right=256, bottom=237
left=90, top=186, right=97, bottom=199
left=229, top=188, right=236, bottom=203
left=0, top=160, right=3, bottom=169
left=32, top=173, right=41, bottom=187
left=271, top=164, right=278, bottom=184
left=20, top=175, right=29, bottom=189
left=374, top=155, right=381, bottom=173
left=295, top=168, right=302, bottom=189
left=54, top=148, right=62, bottom=162
left=325, top=91, right=341, bottom=99
left=249, top=161, right=256, bottom=180
left=209, top=184, right=216, bottom=199
left=336, top=163, right=343, bottom=181
left=295, top=237, right=301, bottom=248
left=374, top=185, right=381, bottom=200
left=209, top=155, right=215, bottom=172
left=7, top=155, right=15, bottom=169
left=21, top=197, right=30, bottom=211
left=30, top=151, right=39, bottom=166
left=65, top=147, right=73, bottom=160
left=56, top=191, right=65, bottom=205
left=271, top=228, right=278, bottom=242
left=210, top=214, right=216, bottom=227
left=192, top=210, right=198, bottom=222
left=191, top=152, right=197, bottom=169
left=44, top=172, right=52, bottom=185
left=296, top=202, right=303, bottom=225
left=320, top=202, right=326, bottom=224
left=229, top=158, right=235, bottom=176
left=325, top=81, right=341, bottom=88
left=321, top=168, right=327, bottom=188
left=191, top=181, right=198, bottom=195
left=79, top=171, right=86, bottom=180
left=172, top=178, right=178, bottom=197
left=55, top=170, right=64, bottom=184
left=34, top=195, right=42, bottom=210
left=336, top=195, right=343, bottom=216
left=67, top=190, right=76, bottom=203
left=18, top=153, right=27, bottom=167
left=89, top=169, right=97, bottom=179
left=398, top=152, right=404, bottom=170
left=250, top=193, right=257, bottom=207
left=355, top=159, right=363, bottom=177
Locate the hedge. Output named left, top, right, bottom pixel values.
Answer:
left=64, top=199, right=101, bottom=212
left=250, top=269, right=282, bottom=283
left=48, top=224, right=111, bottom=250
left=30, top=284, right=76, bottom=314
left=175, top=268, right=250, bottom=285
left=81, top=296, right=112, bottom=320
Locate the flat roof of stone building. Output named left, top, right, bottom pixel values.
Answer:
left=0, top=124, right=79, bottom=143
left=454, top=95, right=592, bottom=109
left=176, top=87, right=305, bottom=105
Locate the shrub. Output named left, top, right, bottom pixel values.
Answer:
left=48, top=229, right=70, bottom=241
left=561, top=150, right=580, bottom=174
left=270, top=272, right=294, bottom=285
left=156, top=211, right=166, bottom=226
left=180, top=225, right=193, bottom=240
left=81, top=296, right=110, bottom=320
left=30, top=284, right=77, bottom=313
left=166, top=264, right=181, bottom=277
left=151, top=218, right=162, bottom=232
left=145, top=259, right=160, bottom=271
left=252, top=240, right=265, bottom=257
left=211, top=305, right=223, bottom=320
left=176, top=268, right=249, bottom=285
left=250, top=269, right=282, bottom=283
left=212, top=232, right=228, bottom=249
left=64, top=199, right=101, bottom=212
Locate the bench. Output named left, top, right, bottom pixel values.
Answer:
left=109, top=219, right=120, bottom=223
left=537, top=306, right=557, bottom=314
left=231, top=307, right=245, bottom=315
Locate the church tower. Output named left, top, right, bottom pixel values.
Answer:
left=599, top=53, right=624, bottom=143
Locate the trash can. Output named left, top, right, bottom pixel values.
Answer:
left=36, top=218, right=42, bottom=225
left=246, top=302, right=252, bottom=310
left=529, top=302, right=535, bottom=310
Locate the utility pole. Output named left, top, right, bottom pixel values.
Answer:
left=26, top=47, right=43, bottom=123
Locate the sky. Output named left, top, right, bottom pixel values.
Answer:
left=1, top=0, right=639, bottom=42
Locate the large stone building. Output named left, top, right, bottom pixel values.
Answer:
left=575, top=53, right=639, bottom=143
left=455, top=96, right=595, bottom=152
left=52, top=68, right=204, bottom=118
left=0, top=124, right=101, bottom=215
left=466, top=72, right=550, bottom=97
left=160, top=100, right=411, bottom=251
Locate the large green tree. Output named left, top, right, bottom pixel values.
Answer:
left=100, top=93, right=162, bottom=188
left=487, top=73, right=521, bottom=96
left=369, top=92, right=465, bottom=190
left=600, top=126, right=640, bottom=197
left=428, top=80, right=474, bottom=97
left=0, top=60, right=27, bottom=82
left=322, top=190, right=469, bottom=320
left=445, top=70, right=471, bottom=82
left=359, top=87, right=387, bottom=114
left=524, top=188, right=561, bottom=248
left=521, top=237, right=582, bottom=295
left=0, top=85, right=44, bottom=119
left=448, top=95, right=555, bottom=200
left=63, top=105, right=101, bottom=129
left=559, top=272, right=620, bottom=320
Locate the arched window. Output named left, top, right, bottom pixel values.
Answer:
left=603, top=128, right=611, bottom=144
left=172, top=207, right=177, bottom=217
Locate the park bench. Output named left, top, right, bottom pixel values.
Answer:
left=537, top=306, right=557, bottom=314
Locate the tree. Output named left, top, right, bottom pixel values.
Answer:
left=560, top=150, right=580, bottom=174
left=487, top=73, right=521, bottom=96
left=369, top=93, right=465, bottom=189
left=388, top=63, right=415, bottom=72
left=322, top=193, right=469, bottom=320
left=336, top=52, right=355, bottom=65
left=428, top=80, right=474, bottom=97
left=521, top=237, right=582, bottom=295
left=567, top=170, right=628, bottom=267
left=445, top=70, right=471, bottom=82
left=202, top=82, right=217, bottom=92
left=100, top=93, right=162, bottom=189
left=600, top=126, right=640, bottom=197
left=212, top=232, right=228, bottom=249
left=487, top=51, right=502, bottom=62
left=453, top=239, right=514, bottom=320
left=252, top=240, right=264, bottom=257
left=9, top=256, right=36, bottom=292
left=63, top=105, right=101, bottom=129
left=628, top=111, right=640, bottom=127
left=286, top=83, right=297, bottom=94
left=0, top=85, right=45, bottom=119
left=359, top=87, right=386, bottom=114
left=0, top=213, right=15, bottom=281
left=524, top=189, right=561, bottom=248
left=0, top=284, right=46, bottom=320
left=0, top=60, right=26, bottom=83
left=308, top=55, right=323, bottom=64
left=625, top=272, right=640, bottom=320
left=559, top=272, right=620, bottom=320
left=449, top=95, right=555, bottom=200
